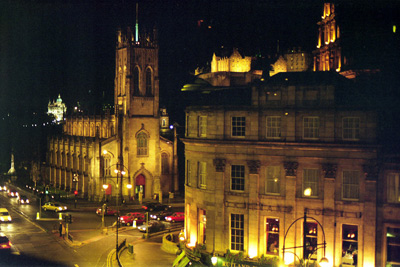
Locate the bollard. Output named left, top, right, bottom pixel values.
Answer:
left=36, top=212, right=40, bottom=220
left=132, top=220, right=137, bottom=229
left=59, top=213, right=63, bottom=220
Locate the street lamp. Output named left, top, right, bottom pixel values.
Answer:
left=282, top=208, right=329, bottom=267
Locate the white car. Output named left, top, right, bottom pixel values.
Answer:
left=0, top=208, right=12, bottom=222
left=41, top=202, right=67, bottom=212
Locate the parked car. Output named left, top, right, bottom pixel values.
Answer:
left=17, top=195, right=30, bottom=204
left=96, top=206, right=117, bottom=216
left=165, top=212, right=185, bottom=223
left=41, top=202, right=67, bottom=212
left=7, top=190, right=18, bottom=198
left=0, top=233, right=12, bottom=250
left=119, top=212, right=145, bottom=226
left=142, top=202, right=171, bottom=212
left=0, top=208, right=12, bottom=222
left=150, top=211, right=174, bottom=221
left=137, top=220, right=169, bottom=233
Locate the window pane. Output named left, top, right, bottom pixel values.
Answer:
left=231, top=165, right=245, bottom=191
left=232, top=117, right=246, bottom=137
left=303, top=169, right=319, bottom=197
left=137, top=132, right=148, bottom=156
left=266, top=116, right=281, bottom=138
left=343, top=171, right=359, bottom=200
left=231, top=214, right=244, bottom=251
left=303, top=117, right=319, bottom=139
left=388, top=173, right=400, bottom=203
left=199, top=162, right=206, bottom=189
left=266, top=166, right=280, bottom=194
left=387, top=227, right=400, bottom=264
left=342, top=224, right=358, bottom=266
left=266, top=218, right=279, bottom=255
left=199, top=116, right=207, bottom=137
left=343, top=117, right=360, bottom=140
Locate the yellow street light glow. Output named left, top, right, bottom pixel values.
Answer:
left=126, top=184, right=132, bottom=189
left=211, top=255, right=218, bottom=266
left=103, top=184, right=109, bottom=190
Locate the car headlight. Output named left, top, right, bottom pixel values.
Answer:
left=64, top=206, right=67, bottom=210
left=21, top=200, right=24, bottom=203
left=26, top=200, right=29, bottom=203
left=8, top=216, right=11, bottom=221
left=58, top=207, right=62, bottom=210
left=166, top=217, right=171, bottom=221
left=0, top=218, right=4, bottom=222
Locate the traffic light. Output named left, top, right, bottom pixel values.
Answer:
left=45, top=186, right=49, bottom=194
left=74, top=190, right=78, bottom=196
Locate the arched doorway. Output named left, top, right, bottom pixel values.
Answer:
left=135, top=174, right=146, bottom=199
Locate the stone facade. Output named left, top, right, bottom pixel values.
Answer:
left=182, top=71, right=378, bottom=266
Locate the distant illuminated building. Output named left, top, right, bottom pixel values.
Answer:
left=47, top=94, right=66, bottom=122
left=211, top=48, right=251, bottom=73
left=270, top=48, right=311, bottom=77
left=313, top=2, right=398, bottom=79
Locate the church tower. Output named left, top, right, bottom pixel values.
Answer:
left=114, top=6, right=163, bottom=200
left=313, top=3, right=341, bottom=72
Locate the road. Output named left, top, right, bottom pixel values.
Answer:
left=0, top=186, right=183, bottom=266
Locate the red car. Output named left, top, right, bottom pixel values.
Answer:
left=119, top=212, right=145, bottom=226
left=0, top=233, right=11, bottom=250
left=96, top=206, right=117, bottom=216
left=165, top=212, right=185, bottom=223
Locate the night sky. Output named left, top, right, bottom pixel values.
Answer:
left=0, top=0, right=399, bottom=171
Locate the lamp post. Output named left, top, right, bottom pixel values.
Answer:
left=282, top=208, right=329, bottom=267
left=110, top=163, right=131, bottom=267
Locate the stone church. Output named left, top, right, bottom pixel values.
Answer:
left=46, top=25, right=177, bottom=202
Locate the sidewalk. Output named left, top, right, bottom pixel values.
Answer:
left=61, top=224, right=180, bottom=267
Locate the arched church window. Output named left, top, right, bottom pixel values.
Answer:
left=133, top=67, right=140, bottom=95
left=161, top=152, right=169, bottom=174
left=137, top=132, right=148, bottom=156
left=146, top=68, right=152, bottom=96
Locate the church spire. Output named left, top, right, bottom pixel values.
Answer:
left=135, top=3, right=139, bottom=42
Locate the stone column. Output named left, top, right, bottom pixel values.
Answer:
left=247, top=160, right=261, bottom=257
left=213, top=158, right=226, bottom=254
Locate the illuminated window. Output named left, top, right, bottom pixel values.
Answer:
left=266, top=166, right=280, bottom=194
left=231, top=117, right=246, bottom=137
left=186, top=160, right=192, bottom=186
left=198, top=116, right=207, bottom=137
left=230, top=214, right=244, bottom=251
left=198, top=209, right=206, bottom=245
left=387, top=227, right=400, bottom=265
left=137, top=132, right=148, bottom=156
left=303, top=117, right=319, bottom=139
left=133, top=67, right=140, bottom=95
left=266, top=116, right=281, bottom=139
left=388, top=173, right=400, bottom=203
left=198, top=162, right=206, bottom=189
left=266, top=218, right=279, bottom=255
left=343, top=117, right=360, bottom=140
left=161, top=153, right=169, bottom=174
left=145, top=68, right=152, bottom=96
left=305, top=222, right=318, bottom=260
left=231, top=165, right=245, bottom=191
left=342, top=224, right=358, bottom=266
left=342, top=171, right=359, bottom=200
left=303, top=169, right=319, bottom=197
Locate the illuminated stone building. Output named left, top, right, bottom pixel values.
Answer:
left=46, top=25, right=176, bottom=201
left=47, top=94, right=67, bottom=122
left=270, top=49, right=312, bottom=77
left=313, top=2, right=399, bottom=79
left=181, top=71, right=378, bottom=266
